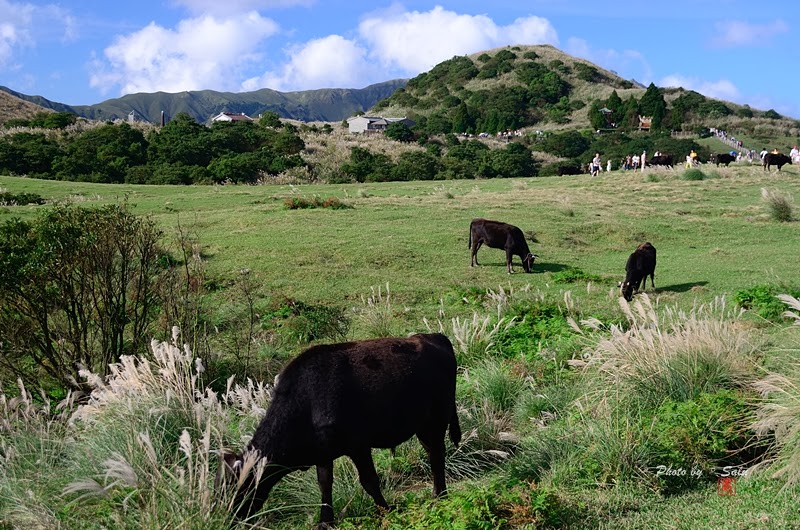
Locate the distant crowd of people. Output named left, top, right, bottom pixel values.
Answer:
left=589, top=150, right=651, bottom=175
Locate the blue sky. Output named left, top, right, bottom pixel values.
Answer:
left=0, top=0, right=797, bottom=118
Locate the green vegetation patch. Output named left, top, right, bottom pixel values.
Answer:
left=734, top=284, right=800, bottom=322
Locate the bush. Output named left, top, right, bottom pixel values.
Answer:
left=734, top=284, right=800, bottom=322
left=761, top=187, right=794, bottom=222
left=0, top=204, right=165, bottom=392
left=645, top=390, right=754, bottom=492
left=260, top=297, right=350, bottom=344
left=0, top=191, right=45, bottom=205
left=681, top=168, right=707, bottom=181
left=550, top=267, right=601, bottom=284
left=284, top=196, right=351, bottom=210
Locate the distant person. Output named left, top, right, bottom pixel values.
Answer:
left=641, top=150, right=647, bottom=172
left=760, top=148, right=768, bottom=160
left=791, top=145, right=799, bottom=163
left=591, top=153, right=601, bottom=176
left=607, top=159, right=612, bottom=172
left=772, top=147, right=779, bottom=154
left=632, top=154, right=640, bottom=170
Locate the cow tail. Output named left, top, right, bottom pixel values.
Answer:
left=449, top=402, right=462, bottom=447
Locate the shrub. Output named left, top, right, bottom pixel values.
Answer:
left=0, top=204, right=164, bottom=392
left=572, top=296, right=761, bottom=409
left=681, top=168, right=706, bottom=181
left=734, top=284, right=800, bottom=322
left=284, top=196, right=351, bottom=210
left=550, top=267, right=601, bottom=284
left=645, top=389, right=754, bottom=492
left=753, top=340, right=800, bottom=490
left=761, top=187, right=794, bottom=222
left=261, top=296, right=350, bottom=344
left=0, top=191, right=45, bottom=205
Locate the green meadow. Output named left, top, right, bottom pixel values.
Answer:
left=2, top=163, right=800, bottom=529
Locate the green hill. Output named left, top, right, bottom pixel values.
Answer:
left=372, top=44, right=798, bottom=138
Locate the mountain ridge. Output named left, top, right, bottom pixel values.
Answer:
left=0, top=79, right=408, bottom=124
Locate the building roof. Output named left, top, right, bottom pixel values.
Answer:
left=212, top=111, right=254, bottom=122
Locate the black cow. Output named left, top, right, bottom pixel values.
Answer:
left=217, top=333, right=461, bottom=528
left=711, top=153, right=735, bottom=166
left=647, top=155, right=674, bottom=168
left=763, top=153, right=792, bottom=172
left=557, top=164, right=582, bottom=176
left=469, top=218, right=537, bottom=273
left=620, top=242, right=657, bottom=301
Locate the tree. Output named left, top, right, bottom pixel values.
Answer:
left=639, top=83, right=667, bottom=129
left=147, top=113, right=213, bottom=167
left=0, top=205, right=164, bottom=392
left=259, top=111, right=282, bottom=128
left=384, top=122, right=415, bottom=142
left=53, top=123, right=147, bottom=182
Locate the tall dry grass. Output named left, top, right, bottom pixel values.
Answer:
left=751, top=294, right=800, bottom=490
left=59, top=329, right=272, bottom=529
left=570, top=294, right=761, bottom=408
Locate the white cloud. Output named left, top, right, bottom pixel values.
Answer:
left=358, top=6, right=558, bottom=74
left=171, top=0, right=313, bottom=16
left=711, top=19, right=789, bottom=48
left=89, top=13, right=279, bottom=95
left=243, top=34, right=369, bottom=92
left=659, top=74, right=741, bottom=102
left=0, top=0, right=75, bottom=69
left=565, top=37, right=652, bottom=85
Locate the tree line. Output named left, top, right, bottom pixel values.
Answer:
left=0, top=112, right=307, bottom=184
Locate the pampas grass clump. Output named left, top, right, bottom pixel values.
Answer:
left=761, top=187, right=795, bottom=222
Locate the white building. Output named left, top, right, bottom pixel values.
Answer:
left=346, top=115, right=415, bottom=134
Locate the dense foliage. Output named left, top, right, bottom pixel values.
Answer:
left=0, top=112, right=307, bottom=184
left=0, top=204, right=165, bottom=392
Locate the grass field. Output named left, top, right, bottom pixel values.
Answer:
left=2, top=163, right=799, bottom=319
left=2, top=163, right=800, bottom=529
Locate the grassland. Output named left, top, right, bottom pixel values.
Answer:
left=2, top=163, right=799, bottom=316
left=2, top=163, right=800, bottom=529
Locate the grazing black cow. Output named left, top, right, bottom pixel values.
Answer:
left=620, top=242, right=657, bottom=301
left=469, top=218, right=537, bottom=273
left=647, top=154, right=674, bottom=168
left=217, top=333, right=461, bottom=529
left=763, top=153, right=792, bottom=172
left=557, top=164, right=582, bottom=176
left=711, top=153, right=736, bottom=166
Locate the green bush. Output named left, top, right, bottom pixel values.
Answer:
left=734, top=284, right=800, bottom=321
left=681, top=168, right=706, bottom=181
left=645, top=390, right=754, bottom=492
left=550, top=267, right=601, bottom=284
left=0, top=191, right=45, bottom=205
left=260, top=297, right=350, bottom=343
left=284, top=196, right=351, bottom=210
left=344, top=479, right=568, bottom=530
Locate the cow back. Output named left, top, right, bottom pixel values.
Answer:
left=254, top=333, right=457, bottom=462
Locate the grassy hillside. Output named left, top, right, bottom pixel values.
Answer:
left=0, top=89, right=52, bottom=124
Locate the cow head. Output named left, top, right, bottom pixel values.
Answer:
left=522, top=253, right=537, bottom=273
left=620, top=281, right=634, bottom=301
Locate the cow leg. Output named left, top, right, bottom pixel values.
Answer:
left=471, top=241, right=482, bottom=266
left=505, top=248, right=514, bottom=273
left=316, top=461, right=335, bottom=527
left=417, top=431, right=448, bottom=497
left=349, top=449, right=389, bottom=510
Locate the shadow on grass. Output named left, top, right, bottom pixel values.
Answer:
left=474, top=261, right=569, bottom=274
left=658, top=281, right=709, bottom=293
